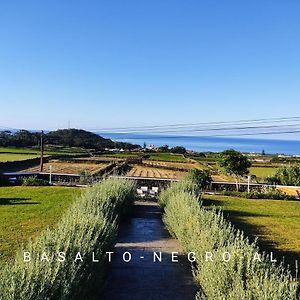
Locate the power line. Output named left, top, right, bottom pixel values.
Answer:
left=87, top=116, right=300, bottom=132
left=93, top=123, right=300, bottom=134
left=211, top=129, right=300, bottom=137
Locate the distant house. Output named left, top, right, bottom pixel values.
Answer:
left=252, top=158, right=272, bottom=163
left=147, top=144, right=157, bottom=150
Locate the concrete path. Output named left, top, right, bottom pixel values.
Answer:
left=102, top=200, right=198, bottom=300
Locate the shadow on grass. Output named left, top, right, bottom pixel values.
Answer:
left=202, top=198, right=300, bottom=278
left=0, top=197, right=39, bottom=205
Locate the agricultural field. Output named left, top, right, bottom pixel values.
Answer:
left=143, top=160, right=200, bottom=171
left=75, top=156, right=122, bottom=162
left=23, top=160, right=110, bottom=174
left=127, top=166, right=186, bottom=179
left=0, top=147, right=39, bottom=154
left=146, top=152, right=188, bottom=162
left=249, top=166, right=279, bottom=179
left=0, top=146, right=87, bottom=157
left=0, top=146, right=88, bottom=163
left=0, top=186, right=81, bottom=261
left=100, top=152, right=140, bottom=159
left=203, top=194, right=300, bottom=254
left=0, top=153, right=39, bottom=162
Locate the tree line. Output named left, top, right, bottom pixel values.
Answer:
left=0, top=129, right=140, bottom=150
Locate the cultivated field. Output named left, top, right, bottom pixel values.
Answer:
left=0, top=186, right=81, bottom=261
left=143, top=160, right=199, bottom=170
left=74, top=156, right=122, bottom=162
left=23, top=160, right=110, bottom=174
left=146, top=153, right=188, bottom=162
left=99, top=152, right=140, bottom=159
left=0, top=153, right=39, bottom=162
left=249, top=166, right=279, bottom=179
left=127, top=166, right=185, bottom=179
left=203, top=194, right=300, bottom=254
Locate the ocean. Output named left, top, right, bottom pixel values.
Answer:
left=100, top=133, right=300, bottom=155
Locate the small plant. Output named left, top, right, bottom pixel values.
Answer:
left=21, top=176, right=49, bottom=186
left=79, top=169, right=93, bottom=184
left=221, top=189, right=297, bottom=200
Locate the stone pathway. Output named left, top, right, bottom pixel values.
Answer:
left=102, top=200, right=198, bottom=300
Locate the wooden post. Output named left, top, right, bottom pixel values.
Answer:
left=40, top=130, right=44, bottom=172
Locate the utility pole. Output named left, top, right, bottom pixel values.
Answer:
left=49, top=165, right=52, bottom=184
left=40, top=130, right=44, bottom=172
left=247, top=175, right=251, bottom=193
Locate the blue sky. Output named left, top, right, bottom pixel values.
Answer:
left=0, top=1, right=300, bottom=133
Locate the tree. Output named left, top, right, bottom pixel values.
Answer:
left=188, top=169, right=212, bottom=190
left=170, top=146, right=186, bottom=154
left=158, top=145, right=169, bottom=152
left=218, top=149, right=251, bottom=191
left=267, top=166, right=300, bottom=186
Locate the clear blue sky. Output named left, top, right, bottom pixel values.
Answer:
left=0, top=0, right=300, bottom=131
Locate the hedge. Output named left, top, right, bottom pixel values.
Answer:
left=159, top=179, right=298, bottom=299
left=0, top=178, right=135, bottom=299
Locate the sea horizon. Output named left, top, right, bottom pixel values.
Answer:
left=100, top=132, right=300, bottom=155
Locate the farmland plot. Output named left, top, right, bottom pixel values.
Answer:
left=143, top=160, right=200, bottom=171
left=23, top=161, right=110, bottom=174
left=127, top=166, right=186, bottom=179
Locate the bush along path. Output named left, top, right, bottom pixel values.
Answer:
left=159, top=178, right=299, bottom=300
left=0, top=178, right=135, bottom=300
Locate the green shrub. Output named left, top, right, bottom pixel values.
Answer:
left=21, top=176, right=49, bottom=186
left=159, top=178, right=201, bottom=209
left=160, top=180, right=298, bottom=300
left=0, top=178, right=135, bottom=299
left=187, top=169, right=212, bottom=190
left=221, top=190, right=296, bottom=201
left=267, top=166, right=300, bottom=186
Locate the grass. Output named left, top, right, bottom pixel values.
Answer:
left=0, top=153, right=40, bottom=162
left=0, top=147, right=86, bottom=159
left=147, top=152, right=188, bottom=162
left=100, top=152, right=140, bottom=159
left=0, top=148, right=39, bottom=154
left=202, top=194, right=300, bottom=254
left=0, top=186, right=81, bottom=261
left=249, top=166, right=279, bottom=179
left=0, top=179, right=135, bottom=299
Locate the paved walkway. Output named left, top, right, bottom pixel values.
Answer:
left=102, top=200, right=198, bottom=300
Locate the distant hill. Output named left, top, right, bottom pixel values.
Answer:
left=46, top=129, right=114, bottom=149
left=0, top=128, right=140, bottom=150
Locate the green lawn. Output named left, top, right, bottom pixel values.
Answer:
left=203, top=194, right=300, bottom=255
left=0, top=186, right=81, bottom=261
left=249, top=166, right=279, bottom=179
left=147, top=152, right=188, bottom=162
